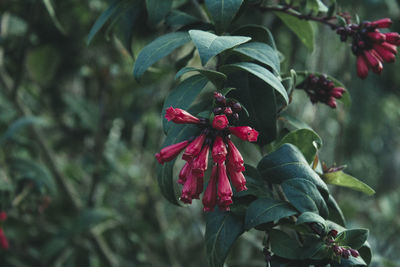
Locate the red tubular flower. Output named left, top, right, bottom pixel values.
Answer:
left=182, top=134, right=206, bottom=161
left=212, top=136, right=227, bottom=164
left=192, top=145, right=210, bottom=178
left=367, top=32, right=386, bottom=43
left=202, top=165, right=218, bottom=212
left=229, top=126, right=259, bottom=142
left=180, top=172, right=197, bottom=204
left=357, top=55, right=369, bottom=79
left=369, top=18, right=392, bottom=29
left=384, top=32, right=400, bottom=45
left=0, top=228, right=8, bottom=250
left=331, top=87, right=345, bottom=98
left=373, top=43, right=396, bottom=62
left=155, top=140, right=189, bottom=164
left=0, top=212, right=7, bottom=222
left=165, top=107, right=200, bottom=124
left=178, top=162, right=191, bottom=185
left=228, top=169, right=247, bottom=192
left=381, top=42, right=398, bottom=54
left=217, top=163, right=233, bottom=210
left=226, top=140, right=245, bottom=172
left=212, top=115, right=229, bottom=130
left=363, top=50, right=381, bottom=68
left=193, top=176, right=204, bottom=199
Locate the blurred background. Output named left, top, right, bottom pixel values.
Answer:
left=0, top=0, right=399, bottom=266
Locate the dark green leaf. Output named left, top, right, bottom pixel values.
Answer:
left=221, top=62, right=288, bottom=104
left=162, top=74, right=209, bottom=134
left=245, top=198, right=297, bottom=230
left=232, top=24, right=277, bottom=49
left=296, top=211, right=327, bottom=231
left=146, top=0, right=172, bottom=25
left=282, top=178, right=328, bottom=218
left=336, top=228, right=369, bottom=250
left=358, top=241, right=372, bottom=265
left=237, top=164, right=272, bottom=198
left=205, top=209, right=244, bottom=267
left=232, top=42, right=280, bottom=74
left=157, top=125, right=201, bottom=205
left=276, top=129, right=322, bottom=164
left=43, top=0, right=66, bottom=34
left=257, top=144, right=329, bottom=198
left=227, top=71, right=277, bottom=145
left=116, top=1, right=143, bottom=55
left=274, top=11, right=314, bottom=51
left=0, top=116, right=47, bottom=145
left=72, top=208, right=114, bottom=234
left=175, top=67, right=227, bottom=89
left=269, top=229, right=302, bottom=260
left=188, top=30, right=251, bottom=65
left=166, top=10, right=200, bottom=27
left=327, top=195, right=346, bottom=226
left=205, top=0, right=244, bottom=33
left=322, top=171, right=375, bottom=196
left=133, top=32, right=191, bottom=79
left=331, top=256, right=367, bottom=266
left=279, top=113, right=312, bottom=131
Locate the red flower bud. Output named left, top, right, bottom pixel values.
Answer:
left=363, top=50, right=381, bottom=68
left=342, top=249, right=351, bottom=259
left=224, top=107, right=233, bottom=116
left=155, top=140, right=189, bottom=164
left=217, top=163, right=233, bottom=210
left=357, top=55, right=369, bottom=79
left=226, top=140, right=245, bottom=172
left=182, top=134, right=206, bottom=161
left=202, top=165, right=218, bottom=212
left=228, top=169, right=247, bottom=192
left=331, top=87, right=345, bottom=99
left=333, top=245, right=342, bottom=256
left=212, top=136, right=227, bottom=164
left=0, top=212, right=7, bottom=222
left=370, top=18, right=392, bottom=29
left=229, top=126, right=259, bottom=142
left=367, top=32, right=386, bottom=43
left=350, top=249, right=360, bottom=257
left=212, top=115, right=229, bottom=130
left=178, top=162, right=191, bottom=185
left=165, top=107, right=200, bottom=124
left=0, top=228, right=9, bottom=250
left=381, top=42, right=398, bottom=54
left=327, top=97, right=337, bottom=108
left=384, top=32, right=400, bottom=45
left=192, top=145, right=210, bottom=178
left=373, top=43, right=396, bottom=63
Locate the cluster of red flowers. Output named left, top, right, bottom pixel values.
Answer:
left=336, top=18, right=400, bottom=79
left=0, top=211, right=9, bottom=250
left=327, top=230, right=359, bottom=260
left=155, top=92, right=259, bottom=211
left=297, top=74, right=345, bottom=108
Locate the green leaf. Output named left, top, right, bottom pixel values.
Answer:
left=332, top=256, right=367, bottom=266
left=257, top=144, right=329, bottom=198
left=280, top=113, right=313, bottom=131
left=358, top=241, right=372, bottom=265
left=296, top=211, right=327, bottom=231
left=157, top=125, right=201, bottom=205
left=188, top=30, right=251, bottom=65
left=232, top=42, right=280, bottom=74
left=175, top=67, right=227, bottom=89
left=133, top=32, right=191, bottom=79
left=335, top=228, right=369, bottom=250
left=232, top=24, right=277, bottom=49
left=205, top=0, right=244, bottom=33
left=245, top=198, right=297, bottom=230
left=72, top=208, right=114, bottom=234
left=306, top=0, right=328, bottom=13
left=205, top=210, right=244, bottom=267
left=274, top=11, right=314, bottom=51
left=322, top=171, right=375, bottom=196
left=145, top=0, right=172, bottom=25
left=269, top=229, right=302, bottom=260
left=0, top=116, right=47, bottom=145
left=236, top=164, right=272, bottom=198
left=227, top=71, right=277, bottom=145
left=221, top=62, right=288, bottom=104
left=276, top=129, right=322, bottom=164
left=282, top=178, right=328, bottom=218
left=42, top=0, right=66, bottom=34
left=327, top=195, right=346, bottom=226
left=162, top=75, right=209, bottom=134
left=166, top=10, right=200, bottom=27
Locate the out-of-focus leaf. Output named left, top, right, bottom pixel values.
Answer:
left=306, top=0, right=328, bottom=13
left=145, top=0, right=173, bottom=25
left=274, top=11, right=314, bottom=51
left=0, top=116, right=47, bottom=145
left=205, top=209, right=244, bottom=267
left=27, top=45, right=61, bottom=85
left=166, top=10, right=200, bottom=27
left=188, top=30, right=251, bottom=65
left=42, top=0, right=66, bottom=34
left=72, top=208, right=115, bottom=234
left=175, top=67, right=226, bottom=89
left=116, top=1, right=143, bottom=55
left=322, top=171, right=375, bottom=196
left=205, top=0, right=244, bottom=33
left=279, top=113, right=313, bottom=130
left=133, top=31, right=191, bottom=79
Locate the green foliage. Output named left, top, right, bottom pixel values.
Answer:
left=205, top=0, right=244, bottom=33
left=145, top=0, right=172, bottom=25
left=322, top=171, right=376, bottom=196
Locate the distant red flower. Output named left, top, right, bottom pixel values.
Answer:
left=0, top=212, right=7, bottom=222
left=0, top=228, right=8, bottom=250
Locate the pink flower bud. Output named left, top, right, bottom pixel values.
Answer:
left=373, top=43, right=397, bottom=62
left=202, top=165, right=218, bottom=212
left=363, top=50, right=381, bottom=68
left=357, top=55, right=369, bottom=79
left=165, top=107, right=200, bottom=124
left=226, top=140, right=245, bottom=172
left=350, top=249, right=360, bottom=257
left=327, top=97, right=337, bottom=108
left=228, top=169, right=247, bottom=192
left=212, top=136, right=227, bottom=164
left=331, top=87, right=345, bottom=99
left=217, top=163, right=233, bottom=209
left=0, top=212, right=7, bottom=222
left=224, top=107, right=233, bottom=116
left=384, top=32, right=400, bottom=45
left=178, top=162, right=191, bottom=185
left=333, top=245, right=342, bottom=256
left=182, top=134, right=206, bottom=161
left=342, top=249, right=351, bottom=259
left=212, top=115, right=229, bottom=130
left=229, top=126, right=259, bottom=142
left=370, top=18, right=392, bottom=29
left=367, top=32, right=386, bottom=43
left=192, top=145, right=210, bottom=178
left=155, top=140, right=189, bottom=164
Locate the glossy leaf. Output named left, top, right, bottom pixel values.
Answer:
left=188, top=30, right=251, bottom=65
left=276, top=128, right=322, bottom=164
left=133, top=32, right=191, bottom=79
left=274, top=11, right=314, bottom=51
left=232, top=42, right=280, bottom=74
left=257, top=144, right=329, bottom=198
left=245, top=198, right=297, bottom=230
left=221, top=62, right=288, bottom=104
left=205, top=210, right=244, bottom=267
left=175, top=67, right=227, bottom=89
left=166, top=10, right=200, bottom=27
left=145, top=0, right=172, bottom=25
left=232, top=24, right=277, bottom=49
left=335, top=228, right=369, bottom=250
left=205, top=0, right=244, bottom=33
left=282, top=178, right=328, bottom=218
left=322, top=171, right=375, bottom=196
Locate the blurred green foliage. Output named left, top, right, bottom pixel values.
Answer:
left=0, top=0, right=399, bottom=266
